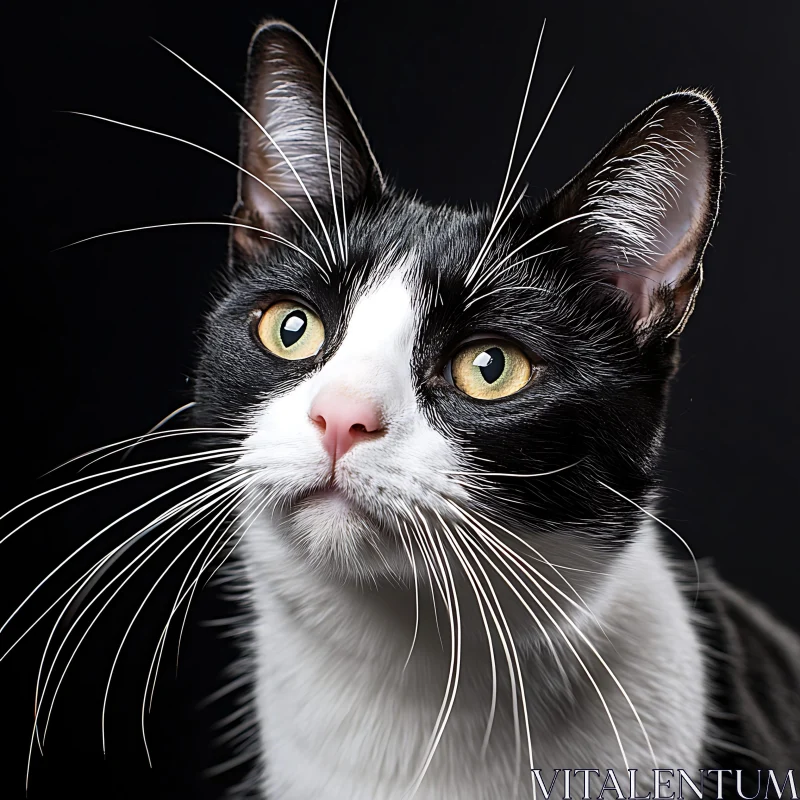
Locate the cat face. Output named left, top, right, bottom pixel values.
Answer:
left=194, top=21, right=721, bottom=583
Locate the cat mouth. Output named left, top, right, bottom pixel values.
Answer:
left=289, top=483, right=355, bottom=511
left=289, top=484, right=394, bottom=533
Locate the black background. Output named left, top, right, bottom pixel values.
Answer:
left=2, top=0, right=798, bottom=797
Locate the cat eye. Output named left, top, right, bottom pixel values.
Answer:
left=448, top=340, right=534, bottom=400
left=257, top=299, right=325, bottom=360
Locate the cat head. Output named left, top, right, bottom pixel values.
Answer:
left=195, top=21, right=722, bottom=583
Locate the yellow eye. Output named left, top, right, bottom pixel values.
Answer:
left=257, top=300, right=325, bottom=360
left=450, top=340, right=533, bottom=400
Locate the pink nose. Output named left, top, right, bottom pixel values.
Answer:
left=310, top=391, right=384, bottom=462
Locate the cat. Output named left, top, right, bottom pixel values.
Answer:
left=187, top=18, right=800, bottom=799
left=7, top=14, right=800, bottom=800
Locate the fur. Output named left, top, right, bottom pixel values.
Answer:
left=189, top=19, right=729, bottom=799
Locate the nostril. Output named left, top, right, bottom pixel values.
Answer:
left=349, top=420, right=386, bottom=443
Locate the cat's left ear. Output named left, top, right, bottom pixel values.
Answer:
left=232, top=20, right=383, bottom=255
left=548, top=91, right=722, bottom=337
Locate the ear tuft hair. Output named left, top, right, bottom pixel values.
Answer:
left=232, top=20, right=383, bottom=256
left=552, top=90, right=722, bottom=337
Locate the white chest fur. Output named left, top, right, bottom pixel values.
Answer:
left=240, top=521, right=708, bottom=800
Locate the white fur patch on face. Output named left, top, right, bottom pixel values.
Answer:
left=238, top=261, right=467, bottom=579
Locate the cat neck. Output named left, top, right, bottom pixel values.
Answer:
left=239, top=519, right=708, bottom=799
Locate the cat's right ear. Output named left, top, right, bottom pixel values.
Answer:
left=232, top=21, right=383, bottom=257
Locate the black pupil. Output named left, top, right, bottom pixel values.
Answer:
left=478, top=347, right=505, bottom=384
left=280, top=310, right=308, bottom=347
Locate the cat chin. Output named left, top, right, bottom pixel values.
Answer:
left=277, top=489, right=409, bottom=582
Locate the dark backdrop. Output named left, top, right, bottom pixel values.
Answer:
left=2, top=0, right=798, bottom=797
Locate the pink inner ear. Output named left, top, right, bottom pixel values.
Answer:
left=581, top=106, right=713, bottom=327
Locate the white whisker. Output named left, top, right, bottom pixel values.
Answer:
left=171, top=485, right=261, bottom=640
left=56, top=221, right=324, bottom=275
left=144, top=480, right=261, bottom=715
left=460, top=522, right=631, bottom=770
left=0, top=462, right=237, bottom=639
left=455, top=504, right=657, bottom=765
left=0, top=447, right=243, bottom=545
left=482, top=69, right=574, bottom=262
left=25, top=471, right=252, bottom=786
left=37, top=473, right=252, bottom=745
left=398, top=529, right=420, bottom=672
left=100, top=475, right=259, bottom=757
left=469, top=20, right=546, bottom=278
left=339, top=141, right=349, bottom=264
left=401, top=517, right=445, bottom=648
left=476, top=211, right=595, bottom=283
left=438, top=525, right=498, bottom=760
left=62, top=111, right=330, bottom=272
left=152, top=39, right=339, bottom=267
left=43, top=426, right=236, bottom=477
left=452, top=524, right=529, bottom=797
left=120, top=401, right=197, bottom=463
left=82, top=430, right=243, bottom=473
left=597, top=479, right=700, bottom=603
left=444, top=459, right=583, bottom=479
left=322, top=0, right=345, bottom=263
left=405, top=515, right=462, bottom=800
left=142, top=485, right=270, bottom=761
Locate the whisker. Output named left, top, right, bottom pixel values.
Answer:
left=197, top=489, right=273, bottom=588
left=43, top=426, right=238, bottom=477
left=438, top=525, right=498, bottom=761
left=466, top=506, right=611, bottom=620
left=143, top=483, right=259, bottom=711
left=339, top=142, right=349, bottom=264
left=452, top=524, right=528, bottom=796
left=1, top=446, right=242, bottom=539
left=466, top=186, right=527, bottom=288
left=0, top=462, right=237, bottom=639
left=168, top=482, right=266, bottom=683
left=398, top=530, right=420, bottom=672
left=0, top=541, right=137, bottom=664
left=37, top=473, right=252, bottom=747
left=402, top=517, right=445, bottom=649
left=322, top=0, right=345, bottom=262
left=55, top=221, right=326, bottom=278
left=396, top=515, right=442, bottom=648
left=1, top=452, right=245, bottom=661
left=444, top=459, right=583, bottom=479
left=100, top=475, right=259, bottom=757
left=395, top=502, right=451, bottom=617
left=152, top=39, right=339, bottom=266
left=26, top=472, right=251, bottom=786
left=61, top=112, right=329, bottom=272
left=469, top=21, right=546, bottom=278
left=120, top=401, right=197, bottom=463
left=469, top=68, right=574, bottom=286
left=456, top=518, right=570, bottom=685
left=459, top=521, right=632, bottom=770
left=464, top=276, right=558, bottom=310
left=467, top=247, right=562, bottom=298
left=457, top=506, right=657, bottom=765
left=405, top=516, right=462, bottom=800
left=475, top=211, right=596, bottom=282
left=82, top=430, right=244, bottom=473
left=597, top=479, right=700, bottom=604
left=143, top=485, right=269, bottom=761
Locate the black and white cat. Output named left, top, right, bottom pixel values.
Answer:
left=186, top=19, right=800, bottom=799
left=8, top=14, right=800, bottom=800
